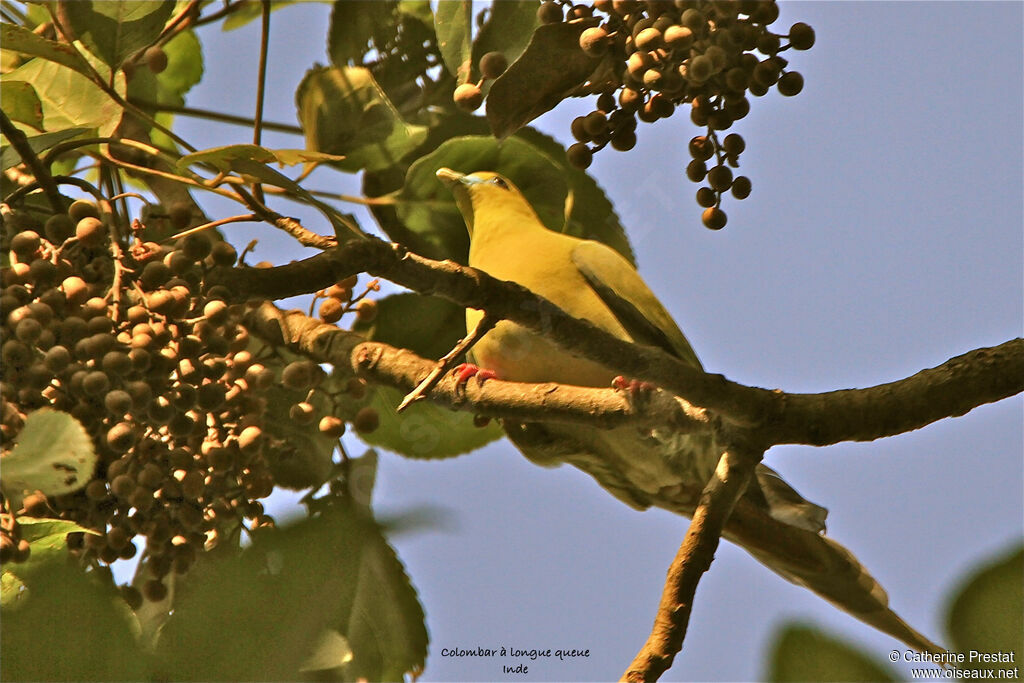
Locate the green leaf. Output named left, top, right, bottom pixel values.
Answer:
left=0, top=571, right=26, bottom=609
left=361, top=113, right=492, bottom=257
left=221, top=0, right=296, bottom=31
left=3, top=50, right=125, bottom=137
left=394, top=135, right=569, bottom=262
left=361, top=385, right=502, bottom=460
left=182, top=143, right=338, bottom=173
left=486, top=18, right=602, bottom=139
left=271, top=149, right=346, bottom=166
left=1, top=557, right=148, bottom=681
left=471, top=1, right=539, bottom=75
left=0, top=408, right=96, bottom=503
left=295, top=65, right=428, bottom=172
left=354, top=291, right=467, bottom=361
left=765, top=623, right=899, bottom=682
left=58, top=0, right=175, bottom=68
left=155, top=505, right=427, bottom=682
left=177, top=144, right=352, bottom=235
left=327, top=0, right=398, bottom=66
left=156, top=27, right=203, bottom=104
left=261, top=382, right=338, bottom=490
left=125, top=28, right=203, bottom=149
left=945, top=543, right=1023, bottom=674
left=351, top=291, right=503, bottom=459
left=434, top=0, right=472, bottom=83
left=0, top=22, right=93, bottom=75
left=517, top=126, right=634, bottom=264
left=18, top=517, right=98, bottom=549
left=398, top=0, right=433, bottom=26
left=1, top=128, right=91, bottom=172
left=2, top=518, right=100, bottom=602
left=1, top=80, right=44, bottom=130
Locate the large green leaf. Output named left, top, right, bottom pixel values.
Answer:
left=394, top=134, right=569, bottom=262
left=471, top=1, right=538, bottom=76
left=361, top=385, right=502, bottom=460
left=261, top=378, right=338, bottom=491
left=0, top=22, right=93, bottom=75
left=1, top=80, right=44, bottom=130
left=1, top=555, right=148, bottom=681
left=177, top=144, right=343, bottom=175
left=517, top=126, right=634, bottom=264
left=3, top=49, right=125, bottom=137
left=58, top=0, right=175, bottom=69
left=176, top=143, right=353, bottom=236
left=766, top=623, right=899, bottom=682
left=360, top=112, right=491, bottom=258
left=327, top=0, right=398, bottom=66
left=0, top=518, right=99, bottom=608
left=128, top=28, right=204, bottom=108
left=352, top=291, right=504, bottom=459
left=221, top=0, right=297, bottom=31
left=295, top=65, right=428, bottom=172
left=0, top=409, right=96, bottom=504
left=155, top=504, right=427, bottom=682
left=433, top=0, right=472, bottom=83
left=355, top=291, right=466, bottom=361
left=486, top=18, right=602, bottom=139
left=945, top=543, right=1023, bottom=675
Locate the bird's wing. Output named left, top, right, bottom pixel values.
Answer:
left=571, top=240, right=701, bottom=368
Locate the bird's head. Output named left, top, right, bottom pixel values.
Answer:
left=436, top=168, right=538, bottom=237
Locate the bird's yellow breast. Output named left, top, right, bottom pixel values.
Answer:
left=467, top=227, right=629, bottom=387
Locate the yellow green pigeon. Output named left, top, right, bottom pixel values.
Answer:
left=436, top=167, right=944, bottom=655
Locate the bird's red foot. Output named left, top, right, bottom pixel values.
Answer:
left=454, top=363, right=497, bottom=387
left=612, top=375, right=655, bottom=394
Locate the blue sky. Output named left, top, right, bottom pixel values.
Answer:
left=175, top=3, right=1022, bottom=680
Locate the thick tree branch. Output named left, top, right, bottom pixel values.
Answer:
left=245, top=303, right=710, bottom=434
left=210, top=237, right=1024, bottom=446
left=621, top=437, right=764, bottom=682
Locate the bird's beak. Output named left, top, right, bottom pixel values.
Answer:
left=436, top=167, right=466, bottom=187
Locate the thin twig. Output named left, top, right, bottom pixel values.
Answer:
left=250, top=0, right=271, bottom=205
left=397, top=313, right=497, bottom=412
left=125, top=100, right=302, bottom=134
left=167, top=213, right=257, bottom=242
left=192, top=0, right=247, bottom=28
left=0, top=110, right=65, bottom=213
left=4, top=175, right=105, bottom=207
left=156, top=0, right=201, bottom=44
left=621, top=438, right=763, bottom=682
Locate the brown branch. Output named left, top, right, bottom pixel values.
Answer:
left=207, top=237, right=1024, bottom=445
left=622, top=438, right=764, bottom=682
left=0, top=110, right=65, bottom=214
left=244, top=303, right=711, bottom=435
left=125, top=100, right=302, bottom=134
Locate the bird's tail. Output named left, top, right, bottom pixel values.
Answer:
left=706, top=491, right=945, bottom=655
left=505, top=420, right=945, bottom=654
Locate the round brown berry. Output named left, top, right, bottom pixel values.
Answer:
left=788, top=22, right=815, bottom=50
left=537, top=1, right=562, bottom=24
left=453, top=83, right=483, bottom=111
left=702, top=206, right=727, bottom=230
left=353, top=407, right=380, bottom=434
left=731, top=175, right=752, bottom=199
left=479, top=51, right=508, bottom=79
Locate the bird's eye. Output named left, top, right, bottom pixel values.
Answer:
left=490, top=177, right=509, bottom=190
